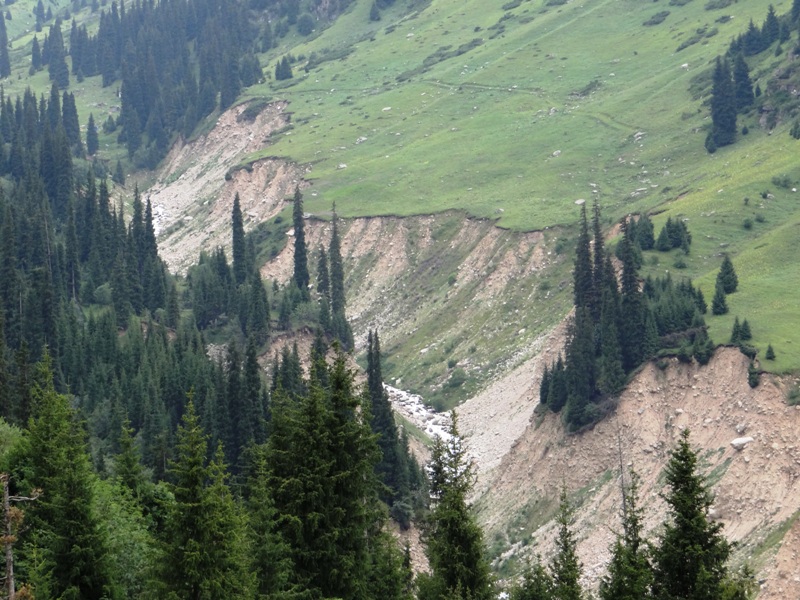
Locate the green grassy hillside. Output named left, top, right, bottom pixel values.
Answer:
left=2, top=0, right=796, bottom=376
left=240, top=0, right=799, bottom=374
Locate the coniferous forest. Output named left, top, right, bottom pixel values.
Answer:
left=0, top=0, right=777, bottom=596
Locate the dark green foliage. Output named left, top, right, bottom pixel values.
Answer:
left=763, top=4, right=780, bottom=46
left=297, top=12, right=315, bottom=35
left=635, top=213, right=655, bottom=250
left=292, top=187, right=310, bottom=300
left=0, top=11, right=9, bottom=78
left=232, top=193, right=247, bottom=286
left=46, top=20, right=70, bottom=89
left=31, top=36, right=42, bottom=73
left=551, top=488, right=583, bottom=600
left=599, top=470, right=652, bottom=600
left=711, top=281, right=728, bottom=315
left=275, top=56, right=293, bottom=80
left=422, top=413, right=493, bottom=600
left=730, top=316, right=742, bottom=344
left=655, top=217, right=692, bottom=253
left=652, top=430, right=739, bottom=600
left=156, top=402, right=253, bottom=599
left=370, top=1, right=382, bottom=21
left=732, top=54, right=754, bottom=112
left=510, top=558, right=554, bottom=600
left=707, top=57, right=736, bottom=150
left=265, top=348, right=397, bottom=598
left=692, top=329, right=715, bottom=365
left=716, top=254, right=738, bottom=294
left=572, top=204, right=593, bottom=312
left=86, top=113, right=99, bottom=156
left=766, top=343, right=776, bottom=360
left=113, top=159, right=125, bottom=185
left=17, top=355, right=114, bottom=600
left=748, top=362, right=760, bottom=387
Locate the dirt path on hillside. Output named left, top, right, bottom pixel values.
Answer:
left=150, top=102, right=307, bottom=273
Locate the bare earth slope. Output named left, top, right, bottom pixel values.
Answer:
left=467, top=347, right=800, bottom=597
left=151, top=102, right=306, bottom=273
left=149, top=103, right=799, bottom=597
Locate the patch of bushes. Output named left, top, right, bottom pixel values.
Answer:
left=643, top=11, right=669, bottom=26
left=771, top=174, right=792, bottom=189
left=704, top=0, right=732, bottom=9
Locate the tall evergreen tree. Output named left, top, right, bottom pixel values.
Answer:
left=711, top=281, right=728, bottom=315
left=0, top=12, right=10, bottom=79
left=292, top=187, right=310, bottom=300
left=550, top=488, right=583, bottom=600
left=599, top=470, right=653, bottom=600
left=231, top=192, right=247, bottom=286
left=573, top=204, right=593, bottom=312
left=157, top=402, right=253, bottom=599
left=651, top=430, right=736, bottom=600
left=421, top=413, right=493, bottom=600
left=732, top=54, right=754, bottom=113
left=707, top=57, right=736, bottom=152
left=716, top=254, right=738, bottom=294
left=18, top=355, right=114, bottom=600
left=86, top=113, right=99, bottom=156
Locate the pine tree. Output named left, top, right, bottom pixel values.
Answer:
left=636, top=213, right=655, bottom=250
left=550, top=488, right=583, bottom=600
left=730, top=316, right=742, bottom=345
left=711, top=281, right=728, bottom=316
left=707, top=57, right=736, bottom=151
left=86, top=113, right=99, bottom=156
left=19, top=354, right=114, bottom=600
left=422, top=412, right=493, bottom=600
left=292, top=187, right=310, bottom=300
left=652, top=430, right=736, bottom=600
left=717, top=254, right=738, bottom=294
left=766, top=343, right=776, bottom=360
left=0, top=12, right=10, bottom=78
left=599, top=470, right=653, bottom=600
left=763, top=4, right=780, bottom=46
left=157, top=402, right=253, bottom=599
left=590, top=199, right=605, bottom=322
left=31, top=36, right=42, bottom=73
left=573, top=203, right=593, bottom=312
left=511, top=558, right=554, bottom=600
left=740, top=318, right=752, bottom=341
left=232, top=192, right=247, bottom=286
left=732, top=54, right=754, bottom=112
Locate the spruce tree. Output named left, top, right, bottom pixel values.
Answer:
left=157, top=402, right=253, bottom=599
left=636, top=213, right=655, bottom=250
left=511, top=558, right=554, bottom=600
left=550, top=488, right=583, bottom=600
left=19, top=355, right=114, bottom=600
left=86, top=113, right=99, bottom=156
left=730, top=316, right=742, bottom=345
left=740, top=318, right=752, bottom=341
left=717, top=254, right=738, bottom=294
left=707, top=57, right=737, bottom=151
left=421, top=413, right=493, bottom=600
left=652, top=430, right=736, bottom=600
left=733, top=54, right=754, bottom=112
left=711, top=281, right=728, bottom=316
left=231, top=192, right=247, bottom=285
left=599, top=470, right=653, bottom=600
left=292, top=187, right=310, bottom=300
left=766, top=343, right=776, bottom=360
left=0, top=12, right=10, bottom=78
left=573, top=203, right=593, bottom=312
